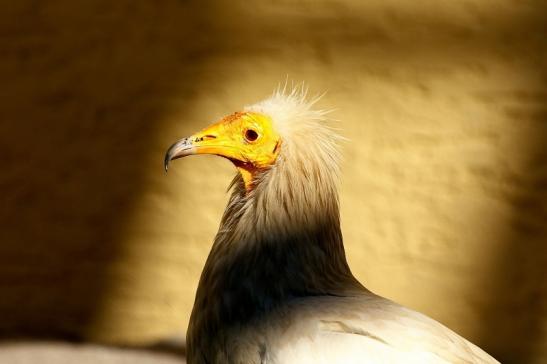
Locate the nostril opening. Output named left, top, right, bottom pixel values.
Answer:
left=204, top=134, right=217, bottom=139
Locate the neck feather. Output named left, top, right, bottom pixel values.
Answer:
left=188, top=90, right=363, bottom=351
left=190, top=139, right=361, bottom=331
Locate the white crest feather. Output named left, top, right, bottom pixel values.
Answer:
left=245, top=84, right=342, bottom=181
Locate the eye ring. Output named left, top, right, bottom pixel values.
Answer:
left=244, top=129, right=259, bottom=142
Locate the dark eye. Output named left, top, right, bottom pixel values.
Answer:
left=244, top=129, right=259, bottom=142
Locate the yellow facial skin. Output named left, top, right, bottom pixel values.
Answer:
left=165, top=112, right=282, bottom=191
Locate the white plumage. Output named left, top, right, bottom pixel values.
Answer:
left=165, top=86, right=499, bottom=364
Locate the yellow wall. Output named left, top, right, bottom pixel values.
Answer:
left=1, top=1, right=545, bottom=363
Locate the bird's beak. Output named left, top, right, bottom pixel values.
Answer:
left=164, top=136, right=195, bottom=171
left=164, top=119, right=244, bottom=172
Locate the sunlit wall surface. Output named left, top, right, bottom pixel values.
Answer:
left=1, top=1, right=545, bottom=363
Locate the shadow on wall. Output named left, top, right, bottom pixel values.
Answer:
left=0, top=1, right=546, bottom=363
left=0, top=1, right=219, bottom=339
left=473, top=104, right=547, bottom=363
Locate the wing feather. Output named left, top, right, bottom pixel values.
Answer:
left=263, top=293, right=499, bottom=364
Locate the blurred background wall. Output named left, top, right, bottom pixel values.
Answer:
left=1, top=0, right=546, bottom=363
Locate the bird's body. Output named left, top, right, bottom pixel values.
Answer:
left=165, top=87, right=499, bottom=363
left=191, top=294, right=495, bottom=364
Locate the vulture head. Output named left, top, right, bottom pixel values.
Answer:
left=165, top=87, right=340, bottom=193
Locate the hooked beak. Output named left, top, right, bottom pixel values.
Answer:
left=165, top=133, right=222, bottom=172
left=164, top=119, right=240, bottom=172
left=164, top=137, right=195, bottom=172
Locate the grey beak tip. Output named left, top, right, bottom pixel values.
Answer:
left=164, top=155, right=171, bottom=173
left=164, top=137, right=192, bottom=173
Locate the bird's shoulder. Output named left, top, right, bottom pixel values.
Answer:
left=257, top=293, right=499, bottom=364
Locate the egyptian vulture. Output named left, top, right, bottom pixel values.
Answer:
left=164, top=87, right=499, bottom=364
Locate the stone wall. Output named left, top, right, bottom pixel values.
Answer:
left=1, top=1, right=545, bottom=362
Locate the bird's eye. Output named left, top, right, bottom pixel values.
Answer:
left=244, top=129, right=259, bottom=142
